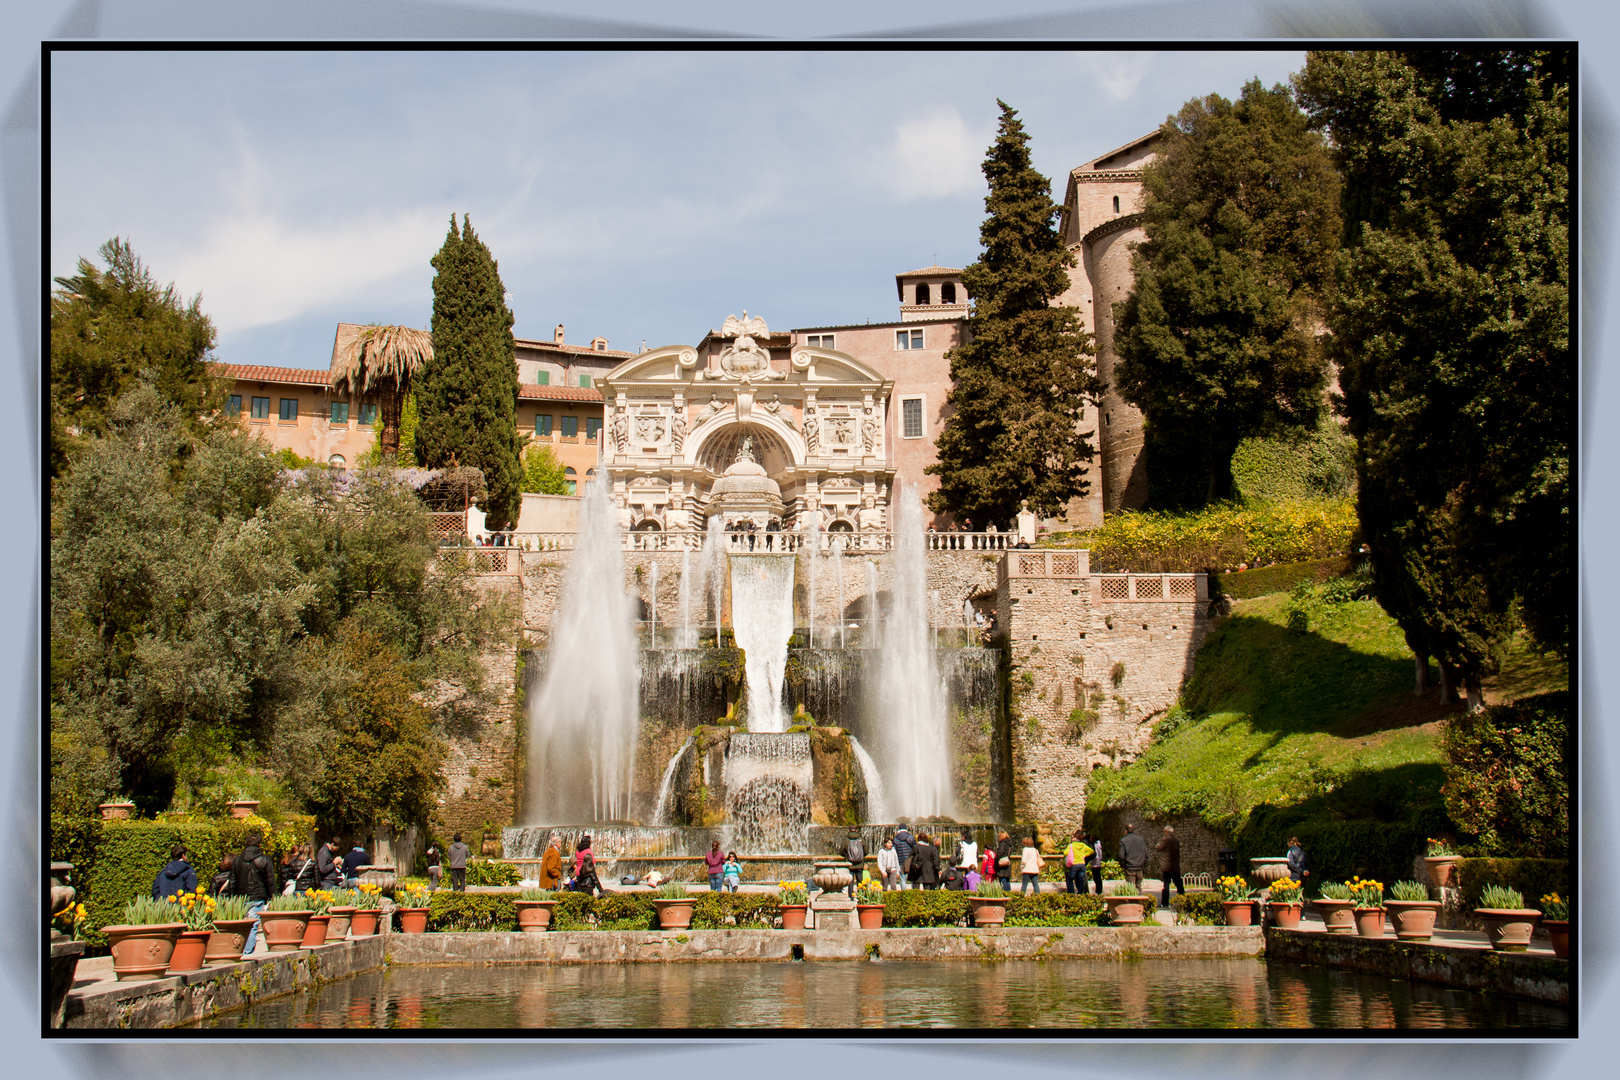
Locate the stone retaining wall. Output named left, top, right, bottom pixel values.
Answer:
left=1262, top=927, right=1568, bottom=1004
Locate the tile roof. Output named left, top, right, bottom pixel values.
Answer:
left=518, top=383, right=604, bottom=403
left=214, top=363, right=332, bottom=387
left=514, top=336, right=636, bottom=359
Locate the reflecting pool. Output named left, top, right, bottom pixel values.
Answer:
left=188, top=958, right=1568, bottom=1030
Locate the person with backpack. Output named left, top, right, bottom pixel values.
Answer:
left=891, top=824, right=915, bottom=890
left=843, top=830, right=866, bottom=898
left=151, top=845, right=197, bottom=901
left=1064, top=830, right=1094, bottom=895
left=233, top=833, right=277, bottom=958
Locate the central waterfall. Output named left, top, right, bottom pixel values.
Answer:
left=729, top=554, right=796, bottom=732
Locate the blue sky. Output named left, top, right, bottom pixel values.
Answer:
left=50, top=49, right=1303, bottom=369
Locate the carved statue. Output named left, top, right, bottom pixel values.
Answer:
left=765, top=393, right=782, bottom=413
left=721, top=311, right=769, bottom=340
left=635, top=414, right=666, bottom=444
left=671, top=410, right=687, bottom=453
left=611, top=407, right=629, bottom=452
left=701, top=394, right=724, bottom=420
left=717, top=310, right=785, bottom=381
left=861, top=411, right=878, bottom=453
left=803, top=412, right=820, bottom=455
left=736, top=435, right=757, bottom=465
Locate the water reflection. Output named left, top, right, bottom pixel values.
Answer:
left=191, top=959, right=1567, bottom=1031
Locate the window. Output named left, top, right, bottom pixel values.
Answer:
left=561, top=415, right=579, bottom=438
left=536, top=370, right=550, bottom=386
left=1113, top=195, right=1120, bottom=213
left=359, top=403, right=377, bottom=427
left=563, top=467, right=577, bottom=495
left=534, top=414, right=553, bottom=436
left=279, top=398, right=298, bottom=421
left=941, top=282, right=957, bottom=304
left=805, top=334, right=835, bottom=349
left=896, top=329, right=923, bottom=350
left=330, top=402, right=349, bottom=424
left=227, top=394, right=242, bottom=416
left=578, top=374, right=592, bottom=388
left=901, top=397, right=924, bottom=439
left=251, top=397, right=270, bottom=420
left=915, top=283, right=931, bottom=305
left=585, top=417, right=601, bottom=441
left=328, top=454, right=346, bottom=468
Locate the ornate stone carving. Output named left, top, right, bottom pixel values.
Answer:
left=803, top=411, right=820, bottom=455
left=670, top=410, right=687, bottom=453
left=827, top=416, right=855, bottom=448
left=715, top=311, right=785, bottom=381
left=861, top=408, right=878, bottom=454
left=611, top=407, right=629, bottom=453
left=700, top=395, right=726, bottom=421
left=634, top=414, right=666, bottom=445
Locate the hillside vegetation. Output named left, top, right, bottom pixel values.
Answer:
left=1084, top=579, right=1568, bottom=884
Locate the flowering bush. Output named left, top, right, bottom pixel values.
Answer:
left=54, top=901, right=88, bottom=940
left=1440, top=691, right=1569, bottom=858
left=164, top=887, right=216, bottom=930
left=396, top=882, right=430, bottom=907
left=353, top=882, right=384, bottom=909
left=1058, top=498, right=1357, bottom=574
left=1216, top=875, right=1254, bottom=902
left=777, top=881, right=809, bottom=905
left=1346, top=877, right=1384, bottom=909
left=1267, top=876, right=1303, bottom=904
left=855, top=879, right=885, bottom=904
left=1426, top=838, right=1457, bottom=857
left=1540, top=893, right=1569, bottom=921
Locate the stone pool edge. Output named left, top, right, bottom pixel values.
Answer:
left=1263, top=927, right=1570, bottom=1005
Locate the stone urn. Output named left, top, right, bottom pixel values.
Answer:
left=969, top=897, right=1008, bottom=927
left=812, top=861, right=854, bottom=897
left=1424, top=855, right=1461, bottom=889
left=300, top=913, right=333, bottom=948
left=1313, top=898, right=1356, bottom=934
left=1354, top=907, right=1386, bottom=939
left=1385, top=900, right=1441, bottom=941
left=358, top=866, right=398, bottom=894
left=325, top=906, right=355, bottom=941
left=653, top=897, right=697, bottom=930
left=1543, top=919, right=1570, bottom=960
left=260, top=909, right=312, bottom=951
left=103, top=923, right=184, bottom=980
left=98, top=802, right=135, bottom=820
left=514, top=900, right=558, bottom=933
left=1475, top=907, right=1541, bottom=952
left=348, top=909, right=381, bottom=937
left=1105, top=895, right=1149, bottom=926
left=227, top=800, right=261, bottom=819
left=1250, top=858, right=1291, bottom=884
left=204, top=919, right=254, bottom=963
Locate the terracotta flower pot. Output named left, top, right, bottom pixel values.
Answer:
left=227, top=800, right=261, bottom=819
left=857, top=904, right=885, bottom=930
left=348, top=909, right=381, bottom=937
left=1269, top=901, right=1303, bottom=930
left=300, top=913, right=333, bottom=948
left=1475, top=908, right=1541, bottom=952
left=204, top=918, right=255, bottom=964
left=98, top=802, right=135, bottom=820
left=1385, top=900, right=1441, bottom=941
left=167, top=928, right=212, bottom=974
left=259, top=910, right=312, bottom=951
left=1543, top=919, right=1569, bottom=960
left=1354, top=908, right=1386, bottom=939
left=1313, top=898, right=1356, bottom=934
left=1107, top=895, right=1149, bottom=926
left=969, top=897, right=1007, bottom=927
left=397, top=907, right=429, bottom=934
left=1220, top=900, right=1255, bottom=927
left=325, top=907, right=354, bottom=941
left=653, top=898, right=696, bottom=930
left=514, top=900, right=557, bottom=933
left=103, top=923, right=184, bottom=981
left=1424, top=856, right=1461, bottom=889
left=779, top=904, right=808, bottom=930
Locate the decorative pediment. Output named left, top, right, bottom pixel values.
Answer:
left=603, top=344, right=700, bottom=383
left=789, top=346, right=887, bottom=385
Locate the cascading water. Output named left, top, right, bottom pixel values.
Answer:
left=729, top=554, right=796, bottom=732
left=848, top=735, right=890, bottom=824
left=724, top=733, right=812, bottom=853
left=834, top=535, right=847, bottom=648
left=676, top=546, right=694, bottom=649
left=805, top=516, right=820, bottom=648
left=526, top=475, right=641, bottom=823
left=706, top=516, right=724, bottom=648
left=864, top=559, right=881, bottom=644
left=872, top=484, right=955, bottom=819
left=647, top=560, right=659, bottom=646
left=651, top=735, right=696, bottom=825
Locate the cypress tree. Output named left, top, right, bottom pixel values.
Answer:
left=925, top=101, right=1099, bottom=526
left=417, top=215, right=524, bottom=529
left=1112, top=79, right=1340, bottom=508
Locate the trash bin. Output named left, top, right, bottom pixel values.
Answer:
left=1217, top=849, right=1239, bottom=877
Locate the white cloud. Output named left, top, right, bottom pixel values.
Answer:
left=888, top=109, right=990, bottom=201
left=1075, top=52, right=1155, bottom=102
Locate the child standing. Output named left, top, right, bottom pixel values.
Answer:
left=1020, top=836, right=1043, bottom=895
left=722, top=851, right=742, bottom=893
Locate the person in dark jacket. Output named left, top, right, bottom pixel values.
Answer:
left=939, top=864, right=966, bottom=890
left=1156, top=826, right=1184, bottom=905
left=843, top=830, right=866, bottom=898
left=1286, top=837, right=1310, bottom=884
left=912, top=834, right=941, bottom=890
left=316, top=838, right=344, bottom=889
left=289, top=844, right=320, bottom=894
left=1118, top=824, right=1149, bottom=893
left=343, top=843, right=372, bottom=887
left=994, top=830, right=1015, bottom=891
left=448, top=833, right=472, bottom=891
left=210, top=854, right=235, bottom=897
left=151, top=845, right=197, bottom=900
left=891, top=824, right=916, bottom=890
left=233, top=834, right=277, bottom=958
left=1087, top=834, right=1105, bottom=895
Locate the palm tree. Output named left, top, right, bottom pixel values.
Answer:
left=329, top=324, right=432, bottom=458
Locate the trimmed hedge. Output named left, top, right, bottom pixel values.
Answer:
left=879, top=890, right=971, bottom=927
left=691, top=893, right=781, bottom=929
left=425, top=892, right=516, bottom=931
left=1211, top=556, right=1354, bottom=601
left=1235, top=806, right=1448, bottom=893
left=465, top=859, right=521, bottom=887
left=1455, top=859, right=1569, bottom=914
left=423, top=890, right=785, bottom=932
left=1004, top=893, right=1104, bottom=927
left=1170, top=892, right=1225, bottom=926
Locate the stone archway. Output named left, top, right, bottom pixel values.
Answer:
left=694, top=422, right=796, bottom=476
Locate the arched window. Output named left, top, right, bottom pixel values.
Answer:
left=941, top=282, right=956, bottom=304
left=827, top=519, right=855, bottom=533
left=1113, top=195, right=1120, bottom=213
left=564, top=467, right=577, bottom=495
left=328, top=454, right=346, bottom=468
left=915, top=283, right=931, bottom=305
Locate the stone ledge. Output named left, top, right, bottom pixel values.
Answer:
left=60, top=936, right=385, bottom=1030
left=1263, top=927, right=1568, bottom=1004
left=383, top=925, right=1263, bottom=965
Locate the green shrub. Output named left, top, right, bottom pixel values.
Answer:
left=49, top=814, right=104, bottom=888
left=1389, top=880, right=1429, bottom=902
left=427, top=891, right=516, bottom=931
left=1455, top=859, right=1568, bottom=915
left=1003, top=893, right=1104, bottom=927
left=464, top=858, right=521, bottom=887
left=1211, top=556, right=1355, bottom=601
left=1478, top=884, right=1525, bottom=910
left=1440, top=692, right=1570, bottom=857
left=1100, top=860, right=1123, bottom=880
left=589, top=893, right=659, bottom=930
left=78, top=820, right=225, bottom=948
left=1046, top=499, right=1356, bottom=574
left=1229, top=422, right=1356, bottom=504
left=1236, top=809, right=1445, bottom=892
left=690, top=893, right=780, bottom=929
left=880, top=891, right=971, bottom=927
left=1170, top=892, right=1225, bottom=925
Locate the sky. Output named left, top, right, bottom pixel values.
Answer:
left=48, top=48, right=1305, bottom=370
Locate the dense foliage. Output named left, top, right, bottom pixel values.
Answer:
left=1114, top=80, right=1340, bottom=508
left=926, top=101, right=1099, bottom=526
left=521, top=443, right=571, bottom=495
left=1229, top=420, right=1356, bottom=504
left=1454, top=858, right=1568, bottom=914
left=1297, top=50, right=1571, bottom=692
left=50, top=239, right=221, bottom=480
left=1043, top=498, right=1356, bottom=573
left=465, top=858, right=521, bottom=887
left=1439, top=691, right=1569, bottom=857
left=1169, top=892, right=1226, bottom=925
left=417, top=215, right=524, bottom=529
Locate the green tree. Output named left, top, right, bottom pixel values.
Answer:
left=1296, top=50, right=1571, bottom=689
left=925, top=101, right=1099, bottom=525
left=521, top=443, right=571, bottom=495
left=330, top=324, right=431, bottom=459
left=1439, top=691, right=1569, bottom=857
left=416, top=215, right=523, bottom=529
left=1113, top=80, right=1341, bottom=507
left=51, top=238, right=221, bottom=476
